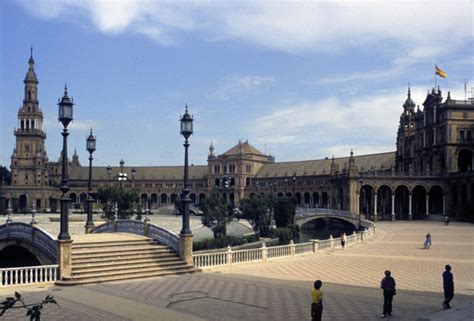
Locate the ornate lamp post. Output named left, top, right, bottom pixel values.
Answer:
left=359, top=177, right=363, bottom=229
left=106, top=165, right=112, bottom=182
left=179, top=105, right=193, bottom=264
left=85, top=129, right=96, bottom=233
left=58, top=85, right=73, bottom=241
left=119, top=159, right=125, bottom=188
left=57, top=85, right=73, bottom=281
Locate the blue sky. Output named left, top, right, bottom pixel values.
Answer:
left=1, top=1, right=472, bottom=167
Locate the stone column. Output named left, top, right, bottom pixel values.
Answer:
left=391, top=192, right=395, bottom=221
left=57, top=239, right=73, bottom=281
left=425, top=194, right=430, bottom=216
left=373, top=193, right=378, bottom=222
left=408, top=194, right=413, bottom=220
left=179, top=233, right=193, bottom=265
left=443, top=193, right=446, bottom=216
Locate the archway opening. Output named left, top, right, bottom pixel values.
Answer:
left=19, top=194, right=27, bottom=212
left=0, top=245, right=41, bottom=268
left=394, top=185, right=409, bottom=220
left=458, top=149, right=473, bottom=172
left=412, top=185, right=426, bottom=219
left=313, top=192, right=319, bottom=207
left=160, top=193, right=167, bottom=205
left=429, top=186, right=443, bottom=215
left=321, top=192, right=328, bottom=208
left=360, top=185, right=374, bottom=219
left=304, top=192, right=310, bottom=206
left=295, top=192, right=302, bottom=206
left=377, top=185, right=392, bottom=220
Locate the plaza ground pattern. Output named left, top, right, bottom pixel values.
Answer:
left=0, top=221, right=472, bottom=320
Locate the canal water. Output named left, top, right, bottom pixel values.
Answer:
left=299, top=218, right=356, bottom=242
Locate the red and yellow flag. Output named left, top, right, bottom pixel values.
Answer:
left=435, top=65, right=447, bottom=78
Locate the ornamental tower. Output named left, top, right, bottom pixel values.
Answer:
left=10, top=48, right=49, bottom=188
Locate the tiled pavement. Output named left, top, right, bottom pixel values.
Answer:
left=0, top=221, right=472, bottom=320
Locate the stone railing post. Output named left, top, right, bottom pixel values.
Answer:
left=57, top=239, right=73, bottom=281
left=311, top=239, right=320, bottom=253
left=360, top=231, right=364, bottom=242
left=262, top=242, right=268, bottom=261
left=330, top=235, right=334, bottom=250
left=353, top=230, right=357, bottom=243
left=144, top=220, right=150, bottom=237
left=290, top=240, right=296, bottom=256
left=179, top=233, right=193, bottom=265
left=226, top=246, right=233, bottom=267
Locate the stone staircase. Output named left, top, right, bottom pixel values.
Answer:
left=57, top=233, right=196, bottom=285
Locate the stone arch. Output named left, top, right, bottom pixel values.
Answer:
left=394, top=185, right=409, bottom=220
left=49, top=196, right=58, bottom=213
left=304, top=192, right=310, bottom=206
left=337, top=187, right=344, bottom=210
left=151, top=193, right=158, bottom=206
left=313, top=192, right=319, bottom=207
left=246, top=177, right=251, bottom=187
left=160, top=193, right=168, bottom=205
left=198, top=193, right=206, bottom=205
left=377, top=185, right=392, bottom=220
left=429, top=185, right=443, bottom=215
left=170, top=193, right=178, bottom=204
left=141, top=193, right=148, bottom=203
left=412, top=185, right=426, bottom=219
left=19, top=194, right=27, bottom=212
left=277, top=192, right=284, bottom=197
left=458, top=149, right=473, bottom=172
left=214, top=178, right=220, bottom=187
left=321, top=192, right=328, bottom=208
left=286, top=192, right=293, bottom=198
left=0, top=245, right=41, bottom=268
left=190, top=193, right=197, bottom=205
left=295, top=192, right=302, bottom=206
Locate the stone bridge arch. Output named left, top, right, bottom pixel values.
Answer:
left=0, top=222, right=57, bottom=266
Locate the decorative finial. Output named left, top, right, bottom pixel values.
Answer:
left=350, top=149, right=354, bottom=157
left=28, top=46, right=35, bottom=65
left=64, top=83, right=68, bottom=96
left=185, top=103, right=188, bottom=113
left=90, top=127, right=93, bottom=135
left=30, top=46, right=33, bottom=58
left=408, top=82, right=411, bottom=97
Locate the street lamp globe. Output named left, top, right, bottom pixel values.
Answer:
left=180, top=105, right=193, bottom=139
left=58, top=85, right=73, bottom=128
left=86, top=128, right=96, bottom=154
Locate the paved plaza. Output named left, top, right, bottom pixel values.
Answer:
left=1, top=221, right=473, bottom=320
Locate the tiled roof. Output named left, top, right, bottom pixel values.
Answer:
left=222, top=141, right=266, bottom=157
left=255, top=152, right=395, bottom=177
left=69, top=165, right=208, bottom=181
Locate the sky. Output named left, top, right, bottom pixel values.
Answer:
left=0, top=0, right=472, bottom=168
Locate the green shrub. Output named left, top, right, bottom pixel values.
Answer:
left=273, top=227, right=292, bottom=245
left=193, top=234, right=259, bottom=251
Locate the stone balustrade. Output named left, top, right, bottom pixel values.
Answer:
left=0, top=265, right=58, bottom=286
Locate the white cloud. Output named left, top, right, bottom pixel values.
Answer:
left=43, top=116, right=98, bottom=132
left=16, top=1, right=472, bottom=56
left=210, top=75, right=275, bottom=100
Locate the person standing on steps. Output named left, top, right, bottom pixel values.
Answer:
left=442, top=265, right=454, bottom=310
left=311, top=280, right=324, bottom=321
left=380, top=270, right=396, bottom=318
left=340, top=232, right=347, bottom=250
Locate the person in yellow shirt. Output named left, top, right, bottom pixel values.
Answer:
left=311, top=280, right=324, bottom=321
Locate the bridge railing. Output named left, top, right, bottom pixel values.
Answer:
left=92, top=219, right=179, bottom=252
left=194, top=226, right=376, bottom=269
left=0, top=265, right=59, bottom=287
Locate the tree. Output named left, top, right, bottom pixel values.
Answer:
left=200, top=190, right=233, bottom=238
left=1, top=292, right=58, bottom=320
left=0, top=166, right=11, bottom=185
left=273, top=197, right=296, bottom=227
left=97, top=187, right=139, bottom=220
left=239, top=194, right=271, bottom=237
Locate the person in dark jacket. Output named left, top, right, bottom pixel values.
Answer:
left=442, top=265, right=454, bottom=309
left=380, top=270, right=396, bottom=318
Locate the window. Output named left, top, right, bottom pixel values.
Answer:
left=467, top=131, right=472, bottom=141
left=460, top=130, right=465, bottom=141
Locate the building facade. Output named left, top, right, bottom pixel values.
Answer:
left=1, top=54, right=473, bottom=221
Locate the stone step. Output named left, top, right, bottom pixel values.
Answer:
left=72, top=239, right=155, bottom=249
left=56, top=268, right=196, bottom=286
left=72, top=252, right=179, bottom=264
left=72, top=256, right=182, bottom=268
left=72, top=260, right=189, bottom=275
left=71, top=245, right=172, bottom=257
left=70, top=264, right=194, bottom=279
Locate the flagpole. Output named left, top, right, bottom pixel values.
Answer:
left=434, top=65, right=437, bottom=90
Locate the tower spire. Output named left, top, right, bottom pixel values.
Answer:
left=28, top=46, right=35, bottom=66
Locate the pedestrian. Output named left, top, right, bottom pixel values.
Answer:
left=423, top=233, right=432, bottom=249
left=380, top=270, right=396, bottom=318
left=340, top=232, right=347, bottom=249
left=442, top=265, right=454, bottom=309
left=444, top=216, right=450, bottom=226
left=311, top=280, right=323, bottom=321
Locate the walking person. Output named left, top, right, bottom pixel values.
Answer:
left=444, top=216, right=450, bottom=226
left=442, top=265, right=454, bottom=309
left=311, top=280, right=324, bottom=321
left=380, top=270, right=396, bottom=318
left=340, top=232, right=347, bottom=250
left=423, top=233, right=432, bottom=249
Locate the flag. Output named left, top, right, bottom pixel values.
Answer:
left=435, top=65, right=447, bottom=78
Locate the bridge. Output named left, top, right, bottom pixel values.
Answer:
left=295, top=208, right=371, bottom=230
